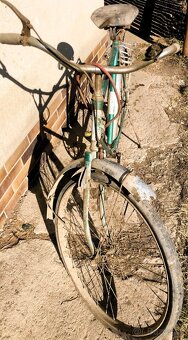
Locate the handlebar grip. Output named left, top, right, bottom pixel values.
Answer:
left=157, top=43, right=180, bottom=60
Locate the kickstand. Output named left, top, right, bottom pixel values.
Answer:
left=120, top=130, right=141, bottom=148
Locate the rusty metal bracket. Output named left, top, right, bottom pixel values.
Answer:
left=0, top=0, right=35, bottom=45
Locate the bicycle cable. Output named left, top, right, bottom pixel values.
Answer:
left=92, top=62, right=122, bottom=130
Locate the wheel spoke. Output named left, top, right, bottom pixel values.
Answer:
left=55, top=174, right=176, bottom=336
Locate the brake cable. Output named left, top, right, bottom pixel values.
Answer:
left=92, top=62, right=122, bottom=129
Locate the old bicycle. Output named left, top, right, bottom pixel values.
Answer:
left=0, top=1, right=183, bottom=339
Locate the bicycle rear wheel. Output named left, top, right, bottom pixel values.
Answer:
left=55, top=170, right=183, bottom=339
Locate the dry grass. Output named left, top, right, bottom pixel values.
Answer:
left=175, top=204, right=188, bottom=339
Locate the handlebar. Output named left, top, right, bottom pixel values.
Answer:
left=0, top=33, right=180, bottom=75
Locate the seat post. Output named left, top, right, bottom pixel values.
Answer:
left=109, top=27, right=117, bottom=41
left=109, top=27, right=126, bottom=42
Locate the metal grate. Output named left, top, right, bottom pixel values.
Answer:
left=104, top=0, right=187, bottom=40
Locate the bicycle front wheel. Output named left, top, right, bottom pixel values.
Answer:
left=55, top=170, right=183, bottom=339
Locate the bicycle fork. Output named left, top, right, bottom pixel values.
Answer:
left=82, top=151, right=95, bottom=256
left=82, top=153, right=108, bottom=257
left=82, top=74, right=105, bottom=256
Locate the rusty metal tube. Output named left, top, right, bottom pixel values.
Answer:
left=0, top=33, right=180, bottom=74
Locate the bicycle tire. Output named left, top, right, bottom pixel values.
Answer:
left=55, top=169, right=183, bottom=339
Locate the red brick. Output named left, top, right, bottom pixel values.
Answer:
left=5, top=137, right=29, bottom=173
left=21, top=139, right=37, bottom=165
left=92, top=55, right=98, bottom=63
left=4, top=178, right=28, bottom=218
left=46, top=111, right=58, bottom=129
left=0, top=160, right=23, bottom=199
left=100, top=34, right=108, bottom=47
left=52, top=113, right=66, bottom=133
left=57, top=99, right=66, bottom=116
left=92, top=44, right=100, bottom=59
left=85, top=51, right=94, bottom=63
left=0, top=167, right=7, bottom=184
left=48, top=92, right=63, bottom=115
left=0, top=212, right=7, bottom=228
left=61, top=91, right=66, bottom=102
left=0, top=186, right=14, bottom=212
left=28, top=122, right=40, bottom=143
left=97, top=45, right=107, bottom=61
left=12, top=159, right=30, bottom=192
left=84, top=35, right=108, bottom=64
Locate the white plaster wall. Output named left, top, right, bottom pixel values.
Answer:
left=0, top=0, right=104, bottom=167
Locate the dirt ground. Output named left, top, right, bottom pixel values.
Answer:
left=0, top=38, right=188, bottom=340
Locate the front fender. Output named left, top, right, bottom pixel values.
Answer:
left=47, top=158, right=156, bottom=220
left=92, top=159, right=156, bottom=203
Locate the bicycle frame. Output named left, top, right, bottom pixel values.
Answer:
left=83, top=35, right=127, bottom=255
left=0, top=3, right=183, bottom=336
left=90, top=38, right=125, bottom=159
left=0, top=0, right=181, bottom=257
left=91, top=34, right=131, bottom=160
left=106, top=40, right=121, bottom=145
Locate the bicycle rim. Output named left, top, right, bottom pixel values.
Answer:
left=55, top=171, right=177, bottom=338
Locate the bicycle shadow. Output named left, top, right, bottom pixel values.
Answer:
left=0, top=41, right=89, bottom=252
left=61, top=101, right=91, bottom=159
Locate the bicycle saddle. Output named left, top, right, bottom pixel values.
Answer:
left=91, top=4, right=139, bottom=29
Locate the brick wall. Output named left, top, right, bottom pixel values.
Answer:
left=0, top=34, right=108, bottom=227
